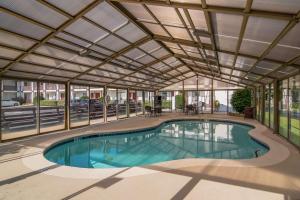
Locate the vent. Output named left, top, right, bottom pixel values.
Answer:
left=193, top=29, right=210, bottom=37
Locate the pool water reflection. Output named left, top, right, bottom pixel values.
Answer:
left=45, top=120, right=269, bottom=168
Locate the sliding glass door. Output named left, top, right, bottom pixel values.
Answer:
left=40, top=82, right=65, bottom=133
left=129, top=90, right=137, bottom=117
left=117, top=89, right=127, bottom=119
left=1, top=80, right=38, bottom=140
left=136, top=91, right=143, bottom=115
left=198, top=91, right=211, bottom=113
left=70, top=85, right=89, bottom=128
left=107, top=88, right=117, bottom=122
left=89, top=87, right=104, bottom=124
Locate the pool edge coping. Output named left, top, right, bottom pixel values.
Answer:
left=22, top=116, right=291, bottom=179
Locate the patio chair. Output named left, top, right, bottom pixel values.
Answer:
left=145, top=106, right=154, bottom=117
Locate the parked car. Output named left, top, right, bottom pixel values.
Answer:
left=70, top=99, right=89, bottom=112
left=1, top=100, right=20, bottom=107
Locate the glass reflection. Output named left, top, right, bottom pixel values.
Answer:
left=279, top=80, right=288, bottom=138
left=40, top=83, right=65, bottom=133
left=70, top=85, right=89, bottom=127
left=45, top=121, right=268, bottom=168
left=289, top=75, right=300, bottom=146
left=1, top=80, right=38, bottom=140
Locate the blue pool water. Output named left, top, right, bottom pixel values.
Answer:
left=44, top=120, right=269, bottom=168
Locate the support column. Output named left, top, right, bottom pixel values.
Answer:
left=37, top=81, right=40, bottom=135
left=0, top=79, right=2, bottom=142
left=261, top=86, right=265, bottom=124
left=226, top=89, right=229, bottom=114
left=65, top=82, right=70, bottom=130
left=126, top=88, right=129, bottom=118
left=182, top=81, right=185, bottom=112
left=253, top=87, right=257, bottom=119
left=273, top=80, right=279, bottom=134
left=88, top=86, right=90, bottom=125
left=142, top=90, right=145, bottom=115
left=103, top=86, right=107, bottom=123
left=196, top=75, right=199, bottom=114
left=211, top=79, right=214, bottom=114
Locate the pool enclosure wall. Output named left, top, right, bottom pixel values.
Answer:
left=2, top=74, right=299, bottom=146
left=0, top=0, right=299, bottom=149
left=0, top=78, right=149, bottom=141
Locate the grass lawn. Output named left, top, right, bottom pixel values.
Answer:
left=264, top=112, right=300, bottom=146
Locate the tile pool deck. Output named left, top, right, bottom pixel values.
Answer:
left=0, top=113, right=300, bottom=200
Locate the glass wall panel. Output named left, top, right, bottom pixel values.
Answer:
left=70, top=85, right=89, bottom=127
left=159, top=91, right=172, bottom=112
left=198, top=91, right=211, bottom=113
left=144, top=91, right=154, bottom=108
left=129, top=90, right=137, bottom=117
left=136, top=91, right=143, bottom=115
left=117, top=89, right=127, bottom=119
left=228, top=90, right=237, bottom=113
left=185, top=91, right=197, bottom=105
left=269, top=84, right=274, bottom=129
left=40, top=82, right=65, bottom=133
left=89, top=87, right=104, bottom=125
left=289, top=75, right=300, bottom=146
left=264, top=84, right=270, bottom=127
left=256, top=87, right=262, bottom=121
left=107, top=88, right=117, bottom=122
left=1, top=80, right=37, bottom=140
left=174, top=91, right=184, bottom=111
left=279, top=80, right=289, bottom=138
left=213, top=90, right=228, bottom=113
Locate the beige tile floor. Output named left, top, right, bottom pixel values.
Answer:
left=0, top=113, right=300, bottom=200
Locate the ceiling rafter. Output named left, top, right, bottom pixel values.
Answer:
left=200, top=0, right=221, bottom=74
left=52, top=31, right=174, bottom=81
left=153, top=35, right=300, bottom=69
left=140, top=4, right=191, bottom=78
left=107, top=1, right=196, bottom=86
left=108, top=1, right=198, bottom=75
left=0, top=0, right=104, bottom=76
left=0, top=0, right=298, bottom=90
left=174, top=53, right=263, bottom=85
left=69, top=36, right=152, bottom=81
left=0, top=33, right=169, bottom=86
left=109, top=0, right=295, bottom=21
left=242, top=11, right=300, bottom=81
left=80, top=16, right=182, bottom=80
left=153, top=64, right=250, bottom=89
left=229, top=0, right=253, bottom=81
left=36, top=1, right=180, bottom=83
left=256, top=54, right=300, bottom=82
left=49, top=35, right=173, bottom=82
left=158, top=72, right=248, bottom=91
left=179, top=8, right=214, bottom=76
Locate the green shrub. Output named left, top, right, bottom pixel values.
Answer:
left=162, top=100, right=171, bottom=108
left=33, top=96, right=45, bottom=105
left=230, top=89, right=252, bottom=113
left=144, top=100, right=151, bottom=107
left=175, top=95, right=183, bottom=109
left=80, top=96, right=89, bottom=100
left=40, top=100, right=58, bottom=106
left=57, top=100, right=65, bottom=106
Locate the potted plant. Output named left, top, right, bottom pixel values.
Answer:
left=230, top=89, right=252, bottom=117
left=214, top=100, right=220, bottom=111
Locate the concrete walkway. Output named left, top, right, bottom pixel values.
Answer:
left=0, top=113, right=300, bottom=200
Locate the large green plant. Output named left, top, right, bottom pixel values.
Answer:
left=175, top=95, right=183, bottom=109
left=230, top=89, right=252, bottom=113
